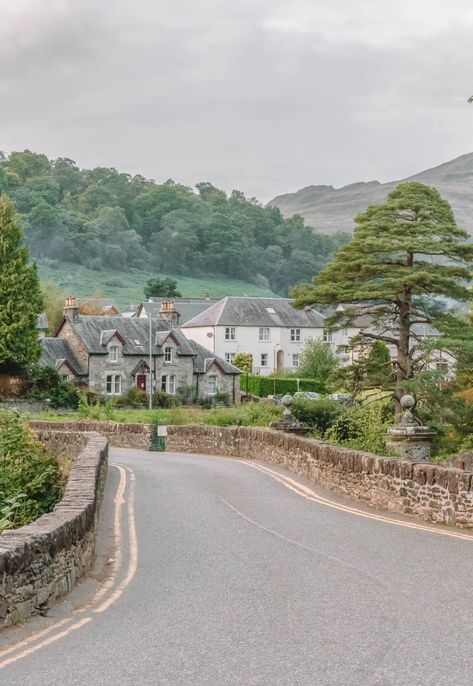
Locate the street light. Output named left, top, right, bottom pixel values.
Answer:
left=146, top=304, right=153, bottom=411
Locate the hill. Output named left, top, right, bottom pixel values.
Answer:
left=37, top=262, right=276, bottom=309
left=0, top=150, right=348, bottom=297
left=269, top=152, right=473, bottom=234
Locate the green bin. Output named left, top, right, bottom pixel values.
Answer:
left=151, top=426, right=167, bottom=452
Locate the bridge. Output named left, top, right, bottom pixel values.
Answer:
left=1, top=441, right=473, bottom=685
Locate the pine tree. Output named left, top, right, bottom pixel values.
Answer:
left=292, top=182, right=473, bottom=418
left=0, top=195, right=43, bottom=372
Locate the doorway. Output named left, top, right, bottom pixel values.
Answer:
left=136, top=374, right=147, bottom=390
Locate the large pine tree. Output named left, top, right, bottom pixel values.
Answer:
left=292, top=182, right=473, bottom=417
left=0, top=195, right=43, bottom=372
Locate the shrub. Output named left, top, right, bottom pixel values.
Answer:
left=116, top=387, right=148, bottom=408
left=0, top=411, right=61, bottom=531
left=152, top=390, right=181, bottom=408
left=325, top=402, right=392, bottom=455
left=26, top=366, right=80, bottom=409
left=292, top=398, right=343, bottom=435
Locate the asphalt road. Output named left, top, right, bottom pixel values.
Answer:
left=2, top=447, right=473, bottom=685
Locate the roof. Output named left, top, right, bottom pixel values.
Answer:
left=182, top=297, right=326, bottom=329
left=61, top=315, right=196, bottom=356
left=137, top=298, right=219, bottom=325
left=187, top=339, right=241, bottom=375
left=40, top=338, right=87, bottom=376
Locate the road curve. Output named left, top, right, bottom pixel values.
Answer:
left=2, top=448, right=473, bottom=685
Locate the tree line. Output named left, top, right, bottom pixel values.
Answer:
left=0, top=150, right=348, bottom=295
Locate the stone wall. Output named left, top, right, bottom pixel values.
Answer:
left=166, top=425, right=473, bottom=529
left=0, top=431, right=108, bottom=627
left=30, top=420, right=156, bottom=449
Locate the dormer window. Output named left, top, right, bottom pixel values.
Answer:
left=109, top=345, right=119, bottom=363
left=164, top=346, right=173, bottom=364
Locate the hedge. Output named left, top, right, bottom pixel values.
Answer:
left=240, top=374, right=325, bottom=397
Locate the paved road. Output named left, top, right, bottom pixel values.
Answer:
left=2, top=448, right=473, bottom=685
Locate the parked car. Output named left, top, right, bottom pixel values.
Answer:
left=293, top=391, right=321, bottom=401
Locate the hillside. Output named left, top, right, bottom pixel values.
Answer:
left=0, top=150, right=348, bottom=297
left=269, top=152, right=473, bottom=235
left=38, top=262, right=275, bottom=309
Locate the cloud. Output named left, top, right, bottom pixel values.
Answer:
left=1, top=0, right=473, bottom=201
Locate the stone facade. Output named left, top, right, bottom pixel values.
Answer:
left=30, top=421, right=157, bottom=449
left=0, top=431, right=108, bottom=627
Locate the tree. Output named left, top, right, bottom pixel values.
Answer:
left=144, top=276, right=181, bottom=299
left=40, top=280, right=65, bottom=333
left=332, top=339, right=393, bottom=399
left=292, top=182, right=473, bottom=419
left=234, top=352, right=253, bottom=373
left=0, top=195, right=43, bottom=372
left=297, top=338, right=338, bottom=382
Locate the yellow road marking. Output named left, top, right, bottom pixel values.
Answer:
left=0, top=618, right=92, bottom=670
left=0, top=618, right=73, bottom=659
left=244, top=461, right=473, bottom=542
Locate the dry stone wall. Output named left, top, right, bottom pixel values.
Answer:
left=166, top=425, right=473, bottom=529
left=30, top=420, right=156, bottom=449
left=0, top=431, right=108, bottom=627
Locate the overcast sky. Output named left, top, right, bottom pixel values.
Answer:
left=1, top=0, right=473, bottom=201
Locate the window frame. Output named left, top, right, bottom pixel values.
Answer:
left=260, top=353, right=268, bottom=367
left=106, top=374, right=122, bottom=395
left=291, top=353, right=300, bottom=368
left=208, top=375, right=218, bottom=395
left=108, top=344, right=119, bottom=363
left=323, top=329, right=333, bottom=343
left=225, top=327, right=236, bottom=341
left=164, top=346, right=173, bottom=364
left=290, top=328, right=301, bottom=342
left=258, top=327, right=270, bottom=342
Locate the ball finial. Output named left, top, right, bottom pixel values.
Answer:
left=400, top=394, right=416, bottom=410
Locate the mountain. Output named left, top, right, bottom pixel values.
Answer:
left=269, top=153, right=473, bottom=234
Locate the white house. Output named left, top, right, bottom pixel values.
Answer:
left=181, top=297, right=360, bottom=376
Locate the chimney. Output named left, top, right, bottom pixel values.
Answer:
left=158, top=300, right=179, bottom=327
left=64, top=296, right=80, bottom=322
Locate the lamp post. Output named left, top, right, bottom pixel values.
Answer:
left=147, top=306, right=153, bottom=411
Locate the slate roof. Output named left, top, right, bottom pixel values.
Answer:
left=64, top=316, right=196, bottom=356
left=137, top=298, right=219, bottom=325
left=40, top=338, right=87, bottom=375
left=183, top=297, right=326, bottom=329
left=187, top=339, right=241, bottom=375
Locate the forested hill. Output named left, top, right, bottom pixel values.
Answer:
left=0, top=150, right=348, bottom=296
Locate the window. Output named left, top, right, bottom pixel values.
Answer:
left=323, top=330, right=332, bottom=343
left=164, top=346, right=173, bottom=363
left=292, top=354, right=300, bottom=368
left=108, top=345, right=119, bottom=362
left=258, top=327, right=270, bottom=341
left=225, top=327, right=236, bottom=341
left=106, top=374, right=122, bottom=395
left=290, top=328, right=301, bottom=342
left=161, top=374, right=176, bottom=394
left=208, top=375, right=218, bottom=395
left=225, top=352, right=236, bottom=363
left=260, top=353, right=268, bottom=367
left=61, top=374, right=69, bottom=381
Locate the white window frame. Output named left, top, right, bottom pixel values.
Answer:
left=290, top=328, right=301, bottom=342
left=292, top=353, right=300, bottom=368
left=225, top=352, right=236, bottom=363
left=225, top=327, right=236, bottom=341
left=208, top=375, right=218, bottom=395
left=161, top=374, right=176, bottom=394
left=323, top=330, right=332, bottom=343
left=164, top=346, right=173, bottom=364
left=108, top=344, right=119, bottom=363
left=106, top=374, right=122, bottom=395
left=258, top=327, right=270, bottom=342
left=342, top=327, right=348, bottom=337
left=260, top=353, right=268, bottom=367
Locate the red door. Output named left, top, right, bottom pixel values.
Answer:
left=136, top=374, right=147, bottom=390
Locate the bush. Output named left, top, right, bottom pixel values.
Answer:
left=26, top=366, right=80, bottom=409
left=241, top=375, right=326, bottom=397
left=292, top=398, right=343, bottom=435
left=116, top=387, right=148, bottom=408
left=325, top=402, right=393, bottom=455
left=152, top=390, right=181, bottom=408
left=0, top=411, right=61, bottom=531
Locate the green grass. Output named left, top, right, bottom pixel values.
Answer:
left=31, top=403, right=282, bottom=427
left=38, top=261, right=276, bottom=308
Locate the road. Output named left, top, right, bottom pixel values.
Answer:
left=2, top=447, right=473, bottom=685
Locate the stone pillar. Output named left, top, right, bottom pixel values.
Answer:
left=269, top=394, right=309, bottom=436
left=386, top=395, right=436, bottom=462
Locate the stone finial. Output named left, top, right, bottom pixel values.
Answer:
left=387, top=394, right=436, bottom=462
left=281, top=394, right=293, bottom=418
left=400, top=394, right=417, bottom=426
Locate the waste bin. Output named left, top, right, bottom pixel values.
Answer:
left=151, top=425, right=167, bottom=452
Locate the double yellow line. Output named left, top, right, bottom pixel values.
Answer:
left=0, top=464, right=138, bottom=670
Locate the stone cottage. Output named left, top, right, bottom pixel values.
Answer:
left=40, top=297, right=241, bottom=402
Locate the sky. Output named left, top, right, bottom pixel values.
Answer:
left=1, top=0, right=473, bottom=201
